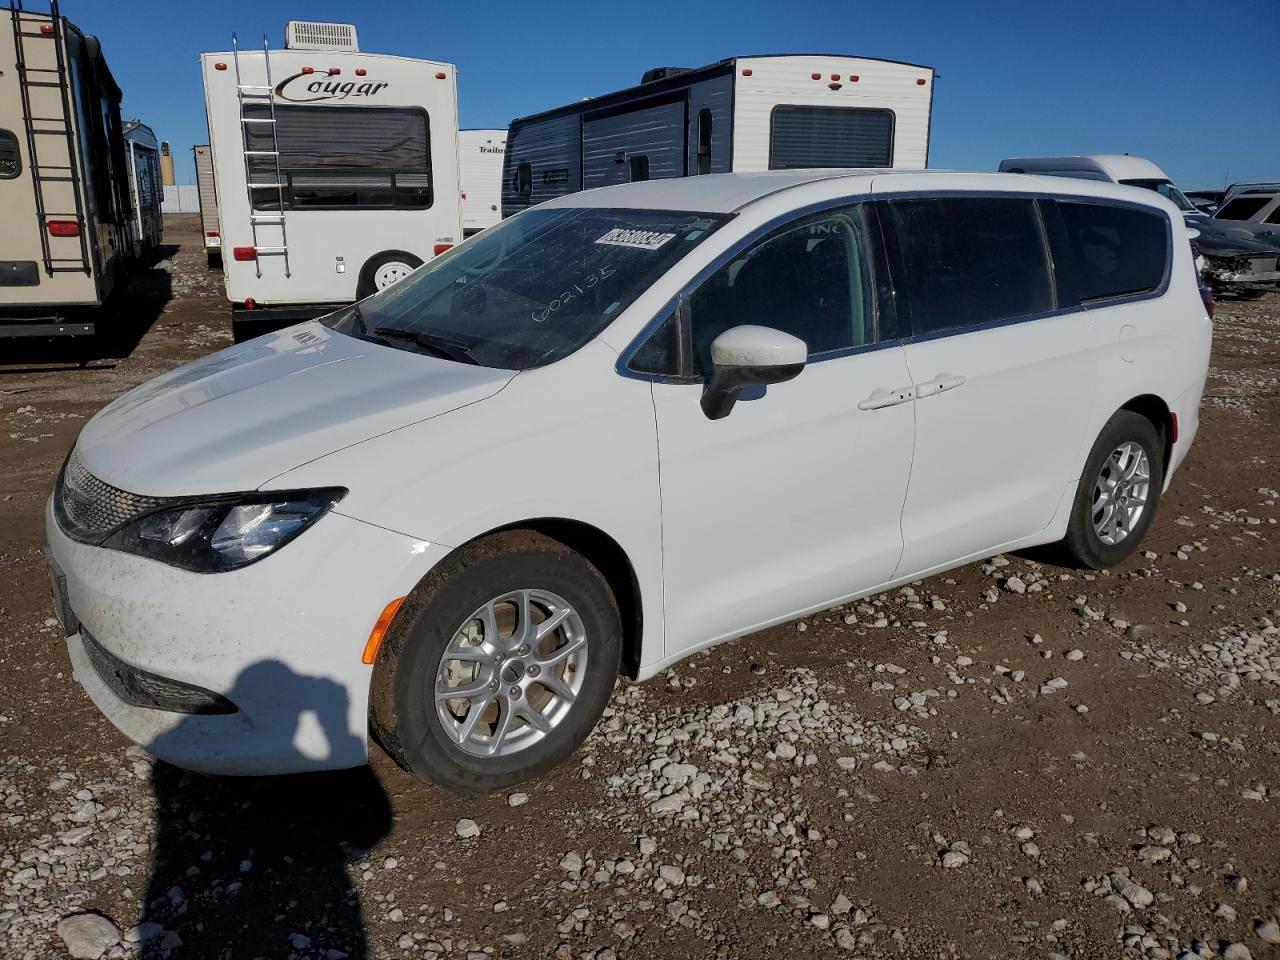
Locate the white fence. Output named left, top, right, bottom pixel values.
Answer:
left=162, top=185, right=200, bottom=214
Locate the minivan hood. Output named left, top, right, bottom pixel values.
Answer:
left=74, top=323, right=515, bottom=496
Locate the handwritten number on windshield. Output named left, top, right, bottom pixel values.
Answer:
left=532, top=265, right=616, bottom=323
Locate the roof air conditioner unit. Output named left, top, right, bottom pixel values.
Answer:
left=284, top=21, right=359, bottom=52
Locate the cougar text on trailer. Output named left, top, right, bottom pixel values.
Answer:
left=201, top=21, right=463, bottom=341
left=1, top=0, right=135, bottom=338
left=503, top=54, right=935, bottom=217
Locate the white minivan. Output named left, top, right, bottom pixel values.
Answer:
left=46, top=170, right=1211, bottom=793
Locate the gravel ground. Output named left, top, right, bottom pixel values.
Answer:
left=1, top=216, right=1277, bottom=960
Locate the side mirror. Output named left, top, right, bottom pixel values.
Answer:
left=700, top=325, right=807, bottom=420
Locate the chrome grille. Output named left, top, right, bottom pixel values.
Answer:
left=56, top=450, right=168, bottom=542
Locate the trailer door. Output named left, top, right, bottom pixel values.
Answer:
left=582, top=99, right=686, bottom=189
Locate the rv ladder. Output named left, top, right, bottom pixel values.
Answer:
left=231, top=32, right=291, bottom=279
left=8, top=0, right=92, bottom=277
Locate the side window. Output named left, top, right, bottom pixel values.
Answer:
left=0, top=129, right=20, bottom=179
left=695, top=109, right=712, bottom=176
left=1215, top=196, right=1268, bottom=221
left=687, top=207, right=874, bottom=375
left=516, top=161, right=532, bottom=199
left=886, top=197, right=1053, bottom=336
left=1266, top=204, right=1280, bottom=226
left=628, top=155, right=650, bottom=182
left=1056, top=201, right=1168, bottom=303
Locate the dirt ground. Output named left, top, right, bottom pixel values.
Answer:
left=1, top=214, right=1277, bottom=960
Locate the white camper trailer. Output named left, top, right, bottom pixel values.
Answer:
left=122, top=120, right=162, bottom=259
left=503, top=54, right=935, bottom=217
left=458, top=128, right=504, bottom=236
left=193, top=143, right=220, bottom=265
left=201, top=21, right=462, bottom=340
left=1, top=0, right=136, bottom=338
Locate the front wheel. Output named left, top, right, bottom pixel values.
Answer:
left=1059, top=410, right=1165, bottom=569
left=370, top=531, right=622, bottom=794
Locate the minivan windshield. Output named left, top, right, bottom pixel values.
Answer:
left=1120, top=178, right=1196, bottom=213
left=325, top=207, right=728, bottom=369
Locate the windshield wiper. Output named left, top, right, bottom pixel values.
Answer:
left=370, top=326, right=479, bottom=365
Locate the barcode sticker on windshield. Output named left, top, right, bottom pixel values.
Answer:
left=595, top=228, right=677, bottom=250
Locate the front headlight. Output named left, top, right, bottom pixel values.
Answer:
left=105, top=489, right=345, bottom=572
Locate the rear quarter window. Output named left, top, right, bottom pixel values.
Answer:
left=1055, top=201, right=1168, bottom=303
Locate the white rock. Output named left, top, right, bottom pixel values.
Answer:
left=56, top=913, right=121, bottom=959
left=1254, top=920, right=1280, bottom=944
left=659, top=864, right=685, bottom=886
left=559, top=851, right=584, bottom=874
left=455, top=818, right=481, bottom=839
left=507, top=792, right=529, bottom=807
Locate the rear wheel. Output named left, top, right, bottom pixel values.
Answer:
left=356, top=251, right=423, bottom=299
left=370, top=531, right=622, bottom=794
left=1059, top=410, right=1164, bottom=569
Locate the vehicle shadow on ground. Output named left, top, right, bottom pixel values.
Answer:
left=139, top=661, right=389, bottom=959
left=0, top=245, right=179, bottom=373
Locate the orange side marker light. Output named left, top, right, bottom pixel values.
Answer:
left=362, top=597, right=405, bottom=664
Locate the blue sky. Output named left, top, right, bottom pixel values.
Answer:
left=65, top=0, right=1279, bottom=188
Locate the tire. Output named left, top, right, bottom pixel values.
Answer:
left=1059, top=410, right=1165, bottom=569
left=370, top=531, right=622, bottom=795
left=356, top=251, right=423, bottom=299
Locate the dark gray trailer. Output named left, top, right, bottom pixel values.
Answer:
left=503, top=54, right=935, bottom=217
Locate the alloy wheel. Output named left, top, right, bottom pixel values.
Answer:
left=434, top=589, right=587, bottom=758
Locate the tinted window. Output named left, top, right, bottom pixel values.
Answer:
left=685, top=207, right=874, bottom=375
left=769, top=106, right=893, bottom=169
left=1266, top=205, right=1280, bottom=225
left=244, top=105, right=431, bottom=211
left=1056, top=201, right=1168, bottom=303
left=325, top=207, right=726, bottom=370
left=0, top=129, right=19, bottom=179
left=1215, top=196, right=1269, bottom=221
left=887, top=197, right=1053, bottom=335
left=628, top=155, right=650, bottom=182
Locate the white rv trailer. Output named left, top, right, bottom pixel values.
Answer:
left=122, top=120, right=162, bottom=259
left=192, top=143, right=220, bottom=265
left=201, top=21, right=462, bottom=340
left=458, top=128, right=504, bottom=235
left=1, top=0, right=135, bottom=338
left=503, top=54, right=936, bottom=216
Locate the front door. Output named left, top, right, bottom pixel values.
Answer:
left=640, top=204, right=916, bottom=658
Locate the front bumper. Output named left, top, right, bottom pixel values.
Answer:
left=47, top=498, right=448, bottom=775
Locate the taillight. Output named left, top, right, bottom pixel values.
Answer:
left=39, top=23, right=54, bottom=35
left=1199, top=283, right=1215, bottom=319
left=47, top=220, right=79, bottom=237
left=433, top=243, right=453, bottom=256
left=232, top=247, right=257, bottom=261
left=1169, top=412, right=1179, bottom=444
left=244, top=298, right=256, bottom=310
left=206, top=231, right=219, bottom=239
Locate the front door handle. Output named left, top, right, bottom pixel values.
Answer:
left=858, top=385, right=915, bottom=411
left=915, top=374, right=967, bottom=399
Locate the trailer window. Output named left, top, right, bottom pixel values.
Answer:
left=628, top=155, right=650, bottom=182
left=0, top=130, right=19, bottom=179
left=769, top=106, right=894, bottom=169
left=243, top=104, right=432, bottom=211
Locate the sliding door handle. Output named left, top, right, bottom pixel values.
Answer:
left=915, top=374, right=967, bottom=399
